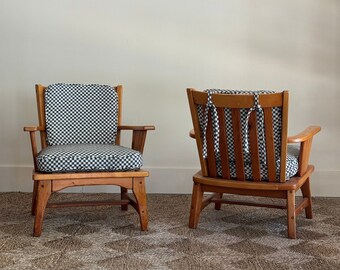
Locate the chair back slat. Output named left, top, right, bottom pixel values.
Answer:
left=206, top=112, right=218, bottom=177
left=248, top=111, right=261, bottom=181
left=231, top=109, right=246, bottom=181
left=263, top=107, right=277, bottom=181
left=279, top=91, right=289, bottom=182
left=217, top=107, right=230, bottom=179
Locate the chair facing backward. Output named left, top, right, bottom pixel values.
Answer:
left=187, top=88, right=320, bottom=238
left=24, top=83, right=155, bottom=236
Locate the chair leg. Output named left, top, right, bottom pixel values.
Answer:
left=214, top=193, right=223, bottom=210
left=132, top=177, right=148, bottom=231
left=33, top=180, right=51, bottom=237
left=189, top=182, right=204, bottom=229
left=287, top=190, right=296, bottom=239
left=31, top=181, right=38, bottom=216
left=121, top=187, right=128, bottom=211
left=301, top=177, right=313, bottom=219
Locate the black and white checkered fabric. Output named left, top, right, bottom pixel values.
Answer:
left=214, top=145, right=299, bottom=180
left=45, top=83, right=118, bottom=146
left=36, top=144, right=143, bottom=172
left=197, top=89, right=298, bottom=180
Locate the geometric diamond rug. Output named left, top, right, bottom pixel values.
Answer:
left=0, top=193, right=339, bottom=270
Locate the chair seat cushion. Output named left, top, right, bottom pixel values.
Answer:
left=36, top=144, right=143, bottom=173
left=284, top=145, right=300, bottom=179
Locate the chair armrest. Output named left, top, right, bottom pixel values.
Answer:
left=117, top=125, right=155, bottom=153
left=288, top=126, right=321, bottom=143
left=118, top=125, right=155, bottom=131
left=189, top=129, right=196, bottom=139
left=288, top=125, right=321, bottom=176
left=24, top=126, right=45, bottom=132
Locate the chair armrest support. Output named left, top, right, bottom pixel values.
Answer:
left=117, top=125, right=155, bottom=153
left=24, top=126, right=44, bottom=171
left=288, top=126, right=321, bottom=176
left=189, top=129, right=196, bottom=139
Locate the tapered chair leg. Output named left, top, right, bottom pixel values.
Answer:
left=287, top=190, right=296, bottom=239
left=189, top=182, right=204, bottom=229
left=132, top=177, right=148, bottom=231
left=34, top=180, right=51, bottom=237
left=301, top=177, right=313, bottom=219
left=214, top=193, right=223, bottom=210
left=121, top=187, right=128, bottom=211
left=31, top=181, right=39, bottom=215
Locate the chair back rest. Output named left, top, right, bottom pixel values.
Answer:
left=187, top=89, right=289, bottom=182
left=41, top=83, right=119, bottom=146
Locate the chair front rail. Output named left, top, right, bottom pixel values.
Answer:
left=50, top=178, right=134, bottom=192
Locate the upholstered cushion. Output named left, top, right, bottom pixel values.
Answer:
left=36, top=144, right=143, bottom=172
left=45, top=83, right=118, bottom=146
left=284, top=145, right=300, bottom=178
left=217, top=145, right=299, bottom=180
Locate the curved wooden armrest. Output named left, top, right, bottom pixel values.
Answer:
left=24, top=126, right=45, bottom=132
left=288, top=126, right=321, bottom=143
left=118, top=125, right=155, bottom=131
left=288, top=125, right=321, bottom=176
left=189, top=129, right=196, bottom=139
left=117, top=125, right=155, bottom=153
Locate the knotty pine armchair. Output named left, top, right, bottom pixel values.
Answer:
left=187, top=88, right=320, bottom=238
left=24, top=83, right=154, bottom=236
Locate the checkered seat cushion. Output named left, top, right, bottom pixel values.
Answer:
left=198, top=89, right=299, bottom=181
left=36, top=144, right=143, bottom=172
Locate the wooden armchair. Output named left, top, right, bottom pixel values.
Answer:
left=187, top=88, right=320, bottom=238
left=24, top=83, right=155, bottom=236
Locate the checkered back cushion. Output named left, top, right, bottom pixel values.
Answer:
left=45, top=83, right=118, bottom=146
left=197, top=89, right=296, bottom=180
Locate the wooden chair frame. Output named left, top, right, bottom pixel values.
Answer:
left=187, top=88, right=320, bottom=238
left=24, top=84, right=155, bottom=236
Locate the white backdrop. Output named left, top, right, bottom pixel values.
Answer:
left=0, top=0, right=339, bottom=195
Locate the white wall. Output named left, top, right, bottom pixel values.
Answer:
left=0, top=0, right=339, bottom=196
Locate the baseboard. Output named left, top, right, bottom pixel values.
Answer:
left=0, top=166, right=338, bottom=197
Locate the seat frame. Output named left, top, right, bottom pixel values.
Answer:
left=187, top=88, right=320, bottom=239
left=24, top=84, right=155, bottom=236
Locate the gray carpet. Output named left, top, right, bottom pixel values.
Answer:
left=0, top=193, right=340, bottom=270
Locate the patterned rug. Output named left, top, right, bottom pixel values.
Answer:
left=0, top=193, right=339, bottom=270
